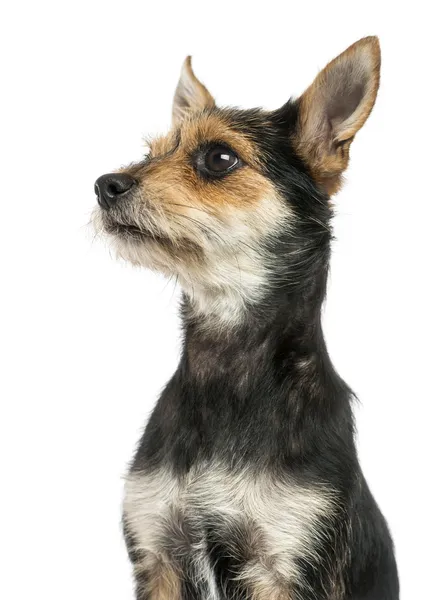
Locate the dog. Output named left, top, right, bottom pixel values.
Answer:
left=93, top=36, right=399, bottom=600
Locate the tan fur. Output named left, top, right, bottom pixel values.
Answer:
left=140, top=115, right=266, bottom=210
left=145, top=560, right=181, bottom=600
left=297, top=36, right=381, bottom=194
left=153, top=111, right=263, bottom=175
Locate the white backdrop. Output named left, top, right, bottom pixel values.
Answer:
left=1, top=2, right=447, bottom=598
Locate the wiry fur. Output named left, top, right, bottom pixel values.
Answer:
left=93, top=37, right=399, bottom=599
left=124, top=465, right=339, bottom=600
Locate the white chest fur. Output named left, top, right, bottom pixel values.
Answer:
left=123, top=462, right=338, bottom=598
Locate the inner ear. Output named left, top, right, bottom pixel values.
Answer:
left=172, top=57, right=215, bottom=126
left=328, top=82, right=366, bottom=125
left=296, top=36, right=381, bottom=195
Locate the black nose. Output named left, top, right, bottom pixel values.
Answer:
left=94, top=173, right=137, bottom=209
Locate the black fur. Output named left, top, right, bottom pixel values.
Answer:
left=123, top=104, right=399, bottom=599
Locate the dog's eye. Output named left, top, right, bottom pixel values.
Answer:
left=202, top=145, right=239, bottom=174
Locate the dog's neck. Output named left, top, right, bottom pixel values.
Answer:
left=135, top=257, right=354, bottom=472
left=181, top=267, right=331, bottom=388
left=169, top=275, right=354, bottom=472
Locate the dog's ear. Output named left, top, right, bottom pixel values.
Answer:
left=172, top=57, right=215, bottom=126
left=296, top=36, right=381, bottom=195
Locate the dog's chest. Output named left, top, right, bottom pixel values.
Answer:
left=124, top=462, right=336, bottom=586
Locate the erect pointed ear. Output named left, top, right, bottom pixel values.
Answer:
left=172, top=56, right=215, bottom=126
left=296, top=36, right=381, bottom=195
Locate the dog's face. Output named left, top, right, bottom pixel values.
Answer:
left=93, top=38, right=380, bottom=326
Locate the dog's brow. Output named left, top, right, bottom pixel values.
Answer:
left=150, top=130, right=182, bottom=162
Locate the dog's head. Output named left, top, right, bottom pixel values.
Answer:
left=93, top=37, right=380, bottom=327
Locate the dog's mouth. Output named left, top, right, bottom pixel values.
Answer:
left=106, top=221, right=175, bottom=246
left=103, top=219, right=204, bottom=259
